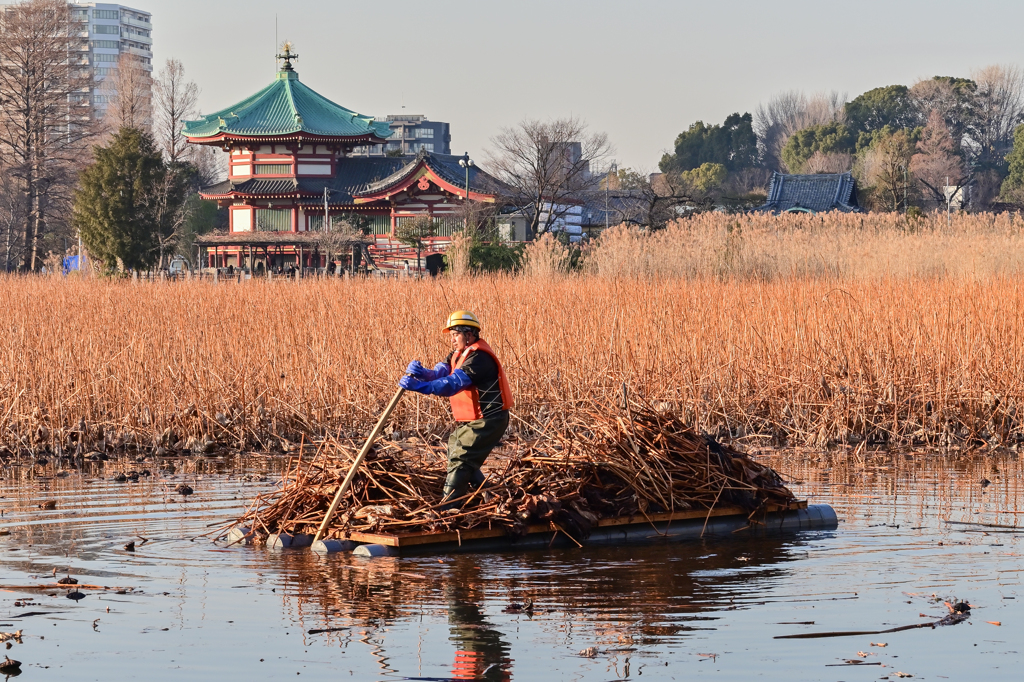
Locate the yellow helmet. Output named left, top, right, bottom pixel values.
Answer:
left=442, top=310, right=481, bottom=332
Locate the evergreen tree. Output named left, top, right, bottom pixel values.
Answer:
left=845, top=85, right=918, bottom=135
left=999, top=123, right=1024, bottom=202
left=74, top=128, right=181, bottom=272
left=781, top=121, right=856, bottom=172
left=660, top=113, right=758, bottom=173
left=680, top=162, right=727, bottom=194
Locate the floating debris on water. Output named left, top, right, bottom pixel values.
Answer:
left=227, top=403, right=796, bottom=543
left=502, top=598, right=533, bottom=615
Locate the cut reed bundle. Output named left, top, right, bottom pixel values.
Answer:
left=227, top=403, right=795, bottom=543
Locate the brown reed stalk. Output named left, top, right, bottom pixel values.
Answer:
left=0, top=212, right=1021, bottom=459
left=228, top=401, right=795, bottom=541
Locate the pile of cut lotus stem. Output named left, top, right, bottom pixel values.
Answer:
left=226, top=401, right=796, bottom=543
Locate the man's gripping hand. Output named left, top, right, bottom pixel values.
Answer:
left=399, top=375, right=429, bottom=393
left=405, top=360, right=452, bottom=381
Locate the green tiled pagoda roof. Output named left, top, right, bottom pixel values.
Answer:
left=182, top=70, right=392, bottom=141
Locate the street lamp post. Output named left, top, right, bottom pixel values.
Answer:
left=459, top=152, right=474, bottom=232
left=900, top=164, right=908, bottom=213
left=946, top=175, right=951, bottom=226
left=324, top=186, right=330, bottom=232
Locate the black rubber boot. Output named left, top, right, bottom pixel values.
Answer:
left=440, top=466, right=477, bottom=511
left=470, top=468, right=485, bottom=489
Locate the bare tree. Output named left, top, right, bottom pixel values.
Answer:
left=191, top=143, right=226, bottom=186
left=755, top=91, right=802, bottom=168
left=0, top=0, right=96, bottom=271
left=452, top=198, right=499, bottom=234
left=153, top=58, right=198, bottom=164
left=148, top=166, right=192, bottom=270
left=909, top=77, right=977, bottom=152
left=149, top=58, right=206, bottom=266
left=312, top=216, right=365, bottom=273
left=394, top=214, right=434, bottom=272
left=804, top=151, right=853, bottom=174
left=624, top=171, right=710, bottom=229
left=910, top=110, right=966, bottom=207
left=104, top=52, right=152, bottom=132
left=860, top=130, right=914, bottom=211
left=755, top=90, right=845, bottom=171
left=0, top=165, right=25, bottom=271
left=486, top=116, right=612, bottom=237
left=971, top=64, right=1024, bottom=166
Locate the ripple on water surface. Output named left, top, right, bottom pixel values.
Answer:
left=0, top=451, right=1021, bottom=681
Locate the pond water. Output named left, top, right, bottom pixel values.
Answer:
left=0, top=450, right=1020, bottom=681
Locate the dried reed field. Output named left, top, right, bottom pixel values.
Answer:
left=1, top=213, right=1023, bottom=459
left=583, top=211, right=1024, bottom=279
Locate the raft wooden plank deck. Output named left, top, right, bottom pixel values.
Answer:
left=344, top=500, right=809, bottom=548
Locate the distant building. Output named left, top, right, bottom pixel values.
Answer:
left=580, top=190, right=651, bottom=234
left=184, top=47, right=503, bottom=272
left=943, top=184, right=966, bottom=210
left=69, top=3, right=153, bottom=121
left=533, top=201, right=582, bottom=241
left=351, top=115, right=451, bottom=156
left=757, top=172, right=860, bottom=213
left=546, top=140, right=590, bottom=179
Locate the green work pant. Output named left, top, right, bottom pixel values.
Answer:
left=444, top=411, right=509, bottom=497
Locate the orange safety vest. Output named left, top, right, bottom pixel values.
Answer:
left=449, top=338, right=514, bottom=421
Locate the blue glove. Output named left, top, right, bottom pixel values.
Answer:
left=399, top=375, right=429, bottom=392
left=405, top=360, right=452, bottom=381
left=399, top=369, right=472, bottom=396
left=406, top=360, right=431, bottom=379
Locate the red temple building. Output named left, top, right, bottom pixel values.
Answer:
left=186, top=45, right=500, bottom=273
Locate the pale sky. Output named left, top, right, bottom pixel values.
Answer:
left=147, top=0, right=1024, bottom=171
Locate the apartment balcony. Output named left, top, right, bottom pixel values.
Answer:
left=121, top=15, right=151, bottom=30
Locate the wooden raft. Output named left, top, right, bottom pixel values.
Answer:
left=341, top=500, right=808, bottom=548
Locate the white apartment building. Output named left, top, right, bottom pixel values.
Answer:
left=69, top=3, right=153, bottom=120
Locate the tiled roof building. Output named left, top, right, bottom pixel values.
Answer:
left=183, top=64, right=391, bottom=142
left=757, top=172, right=860, bottom=213
left=185, top=46, right=502, bottom=273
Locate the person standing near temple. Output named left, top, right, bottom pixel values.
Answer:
left=399, top=311, right=513, bottom=508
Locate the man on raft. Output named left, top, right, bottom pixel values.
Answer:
left=400, top=310, right=513, bottom=509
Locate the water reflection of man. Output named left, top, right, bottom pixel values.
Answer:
left=446, top=580, right=512, bottom=681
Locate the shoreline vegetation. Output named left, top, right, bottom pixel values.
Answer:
left=1, top=213, right=1023, bottom=461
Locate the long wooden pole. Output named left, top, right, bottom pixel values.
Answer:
left=312, top=387, right=406, bottom=543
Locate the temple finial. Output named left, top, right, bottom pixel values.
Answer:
left=277, top=41, right=298, bottom=72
